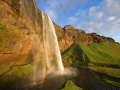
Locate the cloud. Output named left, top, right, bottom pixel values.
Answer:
left=58, top=0, right=88, bottom=13
left=89, top=6, right=97, bottom=16
left=107, top=16, right=116, bottom=22
left=67, top=17, right=77, bottom=24
left=96, top=22, right=103, bottom=29
left=35, top=0, right=59, bottom=22
left=95, top=11, right=104, bottom=19
left=64, top=0, right=120, bottom=42
left=79, top=0, right=120, bottom=37
left=46, top=0, right=59, bottom=8
left=104, top=0, right=120, bottom=16
left=44, top=7, right=57, bottom=21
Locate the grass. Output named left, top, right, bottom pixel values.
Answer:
left=7, top=64, right=32, bottom=77
left=89, top=67, right=120, bottom=79
left=0, top=23, right=5, bottom=35
left=60, top=80, right=82, bottom=90
left=0, top=63, right=33, bottom=90
left=62, top=44, right=90, bottom=66
left=62, top=43, right=120, bottom=66
left=89, top=66, right=120, bottom=87
left=79, top=43, right=119, bottom=64
left=62, top=42, right=120, bottom=87
left=0, top=64, right=33, bottom=83
left=0, top=66, right=10, bottom=75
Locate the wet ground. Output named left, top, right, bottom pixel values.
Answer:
left=25, top=67, right=119, bottom=90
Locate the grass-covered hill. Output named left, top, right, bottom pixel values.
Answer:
left=62, top=42, right=120, bottom=87
left=62, top=43, right=120, bottom=65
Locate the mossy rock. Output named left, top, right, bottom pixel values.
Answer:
left=60, top=80, right=82, bottom=90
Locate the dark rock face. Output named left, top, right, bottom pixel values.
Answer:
left=3, top=0, right=20, bottom=13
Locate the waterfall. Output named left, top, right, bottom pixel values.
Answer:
left=19, top=0, right=64, bottom=85
left=42, top=12, right=64, bottom=72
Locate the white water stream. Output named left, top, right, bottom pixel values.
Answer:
left=42, top=12, right=64, bottom=72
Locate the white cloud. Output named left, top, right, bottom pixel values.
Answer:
left=96, top=22, right=103, bottom=29
left=87, top=28, right=95, bottom=33
left=45, top=7, right=57, bottom=21
left=112, top=19, right=120, bottom=26
left=104, top=0, right=120, bottom=16
left=58, top=0, right=88, bottom=13
left=68, top=17, right=77, bottom=22
left=82, top=21, right=94, bottom=25
left=80, top=0, right=120, bottom=38
left=95, top=11, right=104, bottom=19
left=107, top=16, right=116, bottom=22
left=89, top=6, right=97, bottom=16
left=88, top=22, right=94, bottom=25
left=46, top=0, right=59, bottom=8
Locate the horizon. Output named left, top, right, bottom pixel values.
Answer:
left=35, top=0, right=120, bottom=43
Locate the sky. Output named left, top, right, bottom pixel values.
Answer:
left=35, top=0, right=120, bottom=43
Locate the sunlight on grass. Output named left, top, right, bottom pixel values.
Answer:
left=89, top=67, right=120, bottom=79
left=60, top=80, right=82, bottom=90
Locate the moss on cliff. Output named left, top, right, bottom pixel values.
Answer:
left=0, top=23, right=21, bottom=52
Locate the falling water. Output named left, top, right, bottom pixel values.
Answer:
left=19, top=0, right=64, bottom=86
left=42, top=12, right=64, bottom=72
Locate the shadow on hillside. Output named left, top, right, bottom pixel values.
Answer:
left=0, top=74, right=31, bottom=90
left=73, top=44, right=90, bottom=63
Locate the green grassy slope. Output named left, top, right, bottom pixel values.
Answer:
left=62, top=43, right=120, bottom=87
left=85, top=43, right=120, bottom=64
left=0, top=64, right=33, bottom=90
left=62, top=43, right=120, bottom=65
left=60, top=80, right=82, bottom=90
left=62, top=44, right=89, bottom=66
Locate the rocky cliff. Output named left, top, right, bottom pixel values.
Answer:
left=54, top=24, right=116, bottom=52
left=0, top=0, right=43, bottom=65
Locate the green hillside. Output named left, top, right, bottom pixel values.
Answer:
left=60, top=80, right=82, bottom=90
left=62, top=43, right=120, bottom=87
left=62, top=43, right=120, bottom=65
